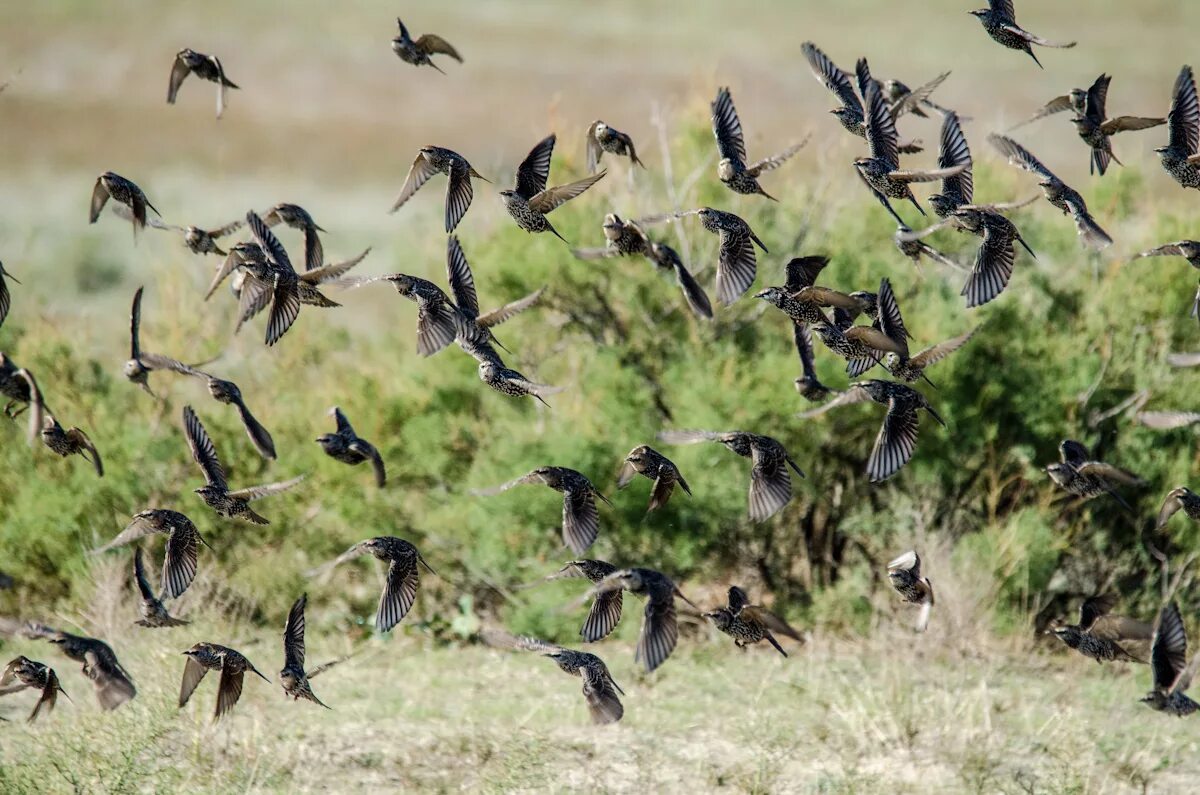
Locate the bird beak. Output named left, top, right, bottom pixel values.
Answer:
left=752, top=289, right=769, bottom=299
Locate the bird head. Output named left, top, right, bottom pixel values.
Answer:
left=967, top=9, right=986, bottom=16
left=1153, top=145, right=1169, bottom=154
left=717, top=158, right=736, bottom=180
left=497, top=189, right=515, bottom=200
left=696, top=207, right=714, bottom=221
left=122, top=359, right=148, bottom=382
left=852, top=380, right=886, bottom=400
left=593, top=121, right=608, bottom=135
left=181, top=643, right=204, bottom=657
left=829, top=108, right=854, bottom=123
left=1140, top=691, right=1167, bottom=709
left=542, top=651, right=564, bottom=661
left=852, top=157, right=872, bottom=168
left=753, top=286, right=785, bottom=305
left=315, top=433, right=336, bottom=447
left=193, top=486, right=219, bottom=500
left=1044, top=463, right=1072, bottom=486
left=602, top=213, right=622, bottom=229
left=927, top=193, right=954, bottom=216
left=702, top=609, right=732, bottom=630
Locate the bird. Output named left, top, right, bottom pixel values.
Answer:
left=657, top=430, right=804, bottom=522
left=0, top=352, right=31, bottom=418
left=1141, top=602, right=1200, bottom=716
left=852, top=59, right=966, bottom=224
left=391, top=18, right=462, bottom=73
left=586, top=568, right=697, bottom=673
left=1009, top=86, right=1088, bottom=130
left=146, top=362, right=276, bottom=460
left=237, top=210, right=310, bottom=347
left=316, top=406, right=386, bottom=488
left=585, top=120, right=644, bottom=174
left=927, top=111, right=974, bottom=219
left=16, top=368, right=103, bottom=476
left=793, top=322, right=836, bottom=402
left=1045, top=440, right=1143, bottom=511
left=805, top=278, right=910, bottom=378
left=112, top=205, right=242, bottom=256
left=351, top=272, right=467, bottom=357
left=390, top=146, right=488, bottom=233
left=472, top=467, right=612, bottom=554
left=711, top=86, right=805, bottom=200
left=883, top=327, right=978, bottom=384
left=0, top=260, right=18, bottom=329
left=968, top=1, right=1076, bottom=68
left=703, top=586, right=803, bottom=656
left=306, top=537, right=435, bottom=633
left=1069, top=74, right=1165, bottom=176
left=263, top=203, right=326, bottom=272
left=182, top=405, right=304, bottom=525
left=23, top=623, right=136, bottom=710
left=89, top=172, right=159, bottom=234
left=645, top=239, right=714, bottom=320
left=873, top=72, right=957, bottom=119
left=886, top=551, right=934, bottom=632
left=1136, top=411, right=1200, bottom=431
left=92, top=509, right=205, bottom=601
left=617, top=445, right=691, bottom=512
left=279, top=594, right=331, bottom=709
left=458, top=336, right=564, bottom=406
left=167, top=48, right=238, bottom=118
left=1132, top=241, right=1200, bottom=321
left=755, top=255, right=835, bottom=357
left=499, top=134, right=606, bottom=243
left=893, top=224, right=961, bottom=270
left=1157, top=487, right=1200, bottom=530
left=0, top=656, right=68, bottom=723
left=1156, top=66, right=1200, bottom=191
left=518, top=559, right=622, bottom=642
left=130, top=548, right=190, bottom=629
left=179, top=642, right=270, bottom=721
left=123, top=286, right=216, bottom=398
left=485, top=633, right=624, bottom=724
left=640, top=207, right=766, bottom=305
left=1047, top=595, right=1152, bottom=664
left=446, top=235, right=546, bottom=347
left=988, top=134, right=1112, bottom=249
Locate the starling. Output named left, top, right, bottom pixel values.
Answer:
left=1047, top=595, right=1152, bottom=664
left=657, top=430, right=804, bottom=522
left=458, top=336, right=564, bottom=406
left=23, top=623, right=137, bottom=710
left=886, top=551, right=934, bottom=632
left=447, top=235, right=546, bottom=346
left=586, top=120, right=644, bottom=174
left=113, top=204, right=242, bottom=256
left=711, top=86, right=805, bottom=200
left=874, top=73, right=956, bottom=120
left=893, top=223, right=961, bottom=270
left=0, top=352, right=30, bottom=418
left=391, top=18, right=462, bottom=73
left=646, top=239, right=714, bottom=319
left=927, top=111, right=974, bottom=219
left=488, top=633, right=624, bottom=725
left=0, top=260, right=17, bottom=329
left=968, top=1, right=1076, bottom=68
left=16, top=368, right=103, bottom=476
left=1156, top=66, right=1200, bottom=191
left=800, top=42, right=924, bottom=153
left=793, top=322, right=835, bottom=402
left=472, top=467, right=612, bottom=554
left=883, top=326, right=978, bottom=384
left=390, top=146, right=489, bottom=233
left=519, top=559, right=623, bottom=642
left=124, top=286, right=216, bottom=398
left=351, top=271, right=467, bottom=357
left=263, top=203, right=326, bottom=272
left=1133, top=241, right=1200, bottom=321
left=703, top=585, right=803, bottom=656
left=988, top=134, right=1112, bottom=249
left=279, top=594, right=331, bottom=709
left=167, top=48, right=238, bottom=118
left=306, top=537, right=434, bottom=633
left=179, top=642, right=270, bottom=721
left=587, top=568, right=698, bottom=673
left=130, top=547, right=190, bottom=629
left=235, top=246, right=369, bottom=327
left=852, top=59, right=966, bottom=224
left=1070, top=74, right=1165, bottom=176
left=1009, top=86, right=1088, bottom=130
left=1141, top=602, right=1200, bottom=716
left=89, top=172, right=160, bottom=235
left=152, top=363, right=275, bottom=460
left=1157, top=487, right=1200, bottom=530
left=92, top=509, right=205, bottom=600
left=617, top=445, right=691, bottom=512
left=316, top=406, right=386, bottom=488
left=182, top=405, right=304, bottom=525
left=640, top=207, right=766, bottom=305
left=805, top=278, right=910, bottom=377
left=0, top=656, right=68, bottom=723
left=756, top=256, right=835, bottom=388
left=572, top=213, right=652, bottom=260
left=1045, top=440, right=1143, bottom=511
left=237, top=210, right=310, bottom=347
left=500, top=134, right=606, bottom=243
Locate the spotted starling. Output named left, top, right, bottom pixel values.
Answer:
left=711, top=86, right=805, bottom=200
left=968, top=1, right=1076, bottom=68
left=1141, top=602, right=1200, bottom=716
left=893, top=224, right=960, bottom=270
left=16, top=368, right=103, bottom=476
left=645, top=239, right=714, bottom=319
left=572, top=213, right=652, bottom=260
left=0, top=260, right=17, bottom=330
left=1069, top=74, right=1166, bottom=176
left=391, top=18, right=462, bottom=73
left=1157, top=66, right=1200, bottom=190
left=1157, top=486, right=1200, bottom=530
left=89, top=172, right=159, bottom=235
left=390, top=146, right=489, bottom=233
left=279, top=594, right=331, bottom=709
left=500, top=134, right=606, bottom=243
left=640, top=207, right=766, bottom=305
left=316, top=406, right=386, bottom=488
left=1047, top=595, right=1151, bottom=664
left=306, top=536, right=434, bottom=633
left=0, top=352, right=30, bottom=418
left=703, top=585, right=803, bottom=656
left=586, top=121, right=644, bottom=174
left=927, top=111, right=974, bottom=219
left=238, top=246, right=369, bottom=330
left=350, top=271, right=467, bottom=356
left=490, top=633, right=624, bottom=724
left=124, top=286, right=216, bottom=398
left=758, top=255, right=835, bottom=397
left=883, top=327, right=978, bottom=384
left=793, top=322, right=835, bottom=402
left=150, top=363, right=275, bottom=460
left=1045, top=440, right=1143, bottom=511
left=586, top=568, right=698, bottom=673
left=0, top=656, right=68, bottom=723
left=179, top=642, right=270, bottom=721
left=113, top=204, right=242, bottom=256
left=886, top=551, right=934, bottom=632
left=167, top=48, right=238, bottom=118
left=1133, top=241, right=1200, bottom=321
left=806, top=279, right=910, bottom=377
left=617, top=445, right=691, bottom=512
left=1010, top=86, right=1088, bottom=130
left=518, top=559, right=623, bottom=642
left=263, top=203, right=326, bottom=272
left=657, top=430, right=804, bottom=522
left=93, top=509, right=205, bottom=600
left=128, top=547, right=189, bottom=629
left=236, top=210, right=316, bottom=346
left=22, top=623, right=136, bottom=710
left=473, top=467, right=612, bottom=554
left=458, top=336, right=564, bottom=406
left=182, top=405, right=304, bottom=525
left=447, top=235, right=546, bottom=346
left=988, top=134, right=1112, bottom=249
left=874, top=72, right=956, bottom=120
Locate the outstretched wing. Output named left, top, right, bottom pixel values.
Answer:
left=515, top=134, right=556, bottom=200
left=711, top=86, right=747, bottom=166
left=182, top=405, right=226, bottom=489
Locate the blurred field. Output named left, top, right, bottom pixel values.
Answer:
left=4, top=1, right=1200, bottom=793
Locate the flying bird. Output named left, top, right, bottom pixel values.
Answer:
left=390, top=146, right=488, bottom=233
left=92, top=509, right=205, bottom=601
left=703, top=585, right=803, bottom=656
left=263, top=203, right=326, bottom=272
left=640, top=207, right=766, bottom=305
left=236, top=210, right=312, bottom=347
left=586, top=567, right=697, bottom=673
left=1157, top=487, right=1200, bottom=530
left=123, top=286, right=217, bottom=398
left=472, top=467, right=612, bottom=554
left=458, top=337, right=564, bottom=406
left=0, top=352, right=31, bottom=418
left=350, top=272, right=467, bottom=357
left=499, top=134, right=606, bottom=243
left=1069, top=74, right=1165, bottom=176
left=279, top=594, right=331, bottom=709
left=518, top=559, right=622, bottom=642
left=711, top=86, right=805, bottom=200
left=893, top=224, right=961, bottom=270
left=23, top=623, right=136, bottom=710
left=89, top=172, right=159, bottom=235
left=1141, top=602, right=1200, bottom=716
left=391, top=18, right=462, bottom=73
left=1133, top=241, right=1200, bottom=321
left=585, top=121, right=644, bottom=174
left=1157, top=66, right=1200, bottom=190
left=0, top=656, right=68, bottom=723
left=16, top=368, right=103, bottom=476
left=113, top=205, right=241, bottom=256
left=446, top=235, right=546, bottom=347
left=316, top=406, right=386, bottom=488
left=306, top=537, right=434, bottom=633
left=0, top=261, right=16, bottom=330
left=883, top=327, right=978, bottom=384
left=887, top=551, right=934, bottom=632
left=1009, top=86, right=1088, bottom=130
left=131, top=547, right=190, bottom=629
left=793, top=322, right=836, bottom=402
left=968, top=0, right=1076, bottom=68
left=617, top=445, right=691, bottom=512
left=179, top=642, right=270, bottom=721
left=1047, top=595, right=1151, bottom=664
left=486, top=633, right=624, bottom=724
left=167, top=48, right=238, bottom=118
left=1045, top=440, right=1143, bottom=511
left=927, top=111, right=974, bottom=219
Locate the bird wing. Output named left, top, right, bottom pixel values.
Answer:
left=161, top=518, right=200, bottom=599
left=515, top=134, right=556, bottom=200
left=264, top=278, right=302, bottom=347
left=1168, top=66, right=1200, bottom=155
left=1075, top=462, right=1143, bottom=485
left=1138, top=411, right=1200, bottom=431
left=166, top=52, right=190, bottom=104
left=301, top=227, right=324, bottom=272
left=910, top=326, right=978, bottom=368
left=748, top=448, right=792, bottom=522
left=215, top=666, right=244, bottom=720
left=477, top=286, right=546, bottom=328
left=656, top=429, right=730, bottom=446
left=585, top=121, right=603, bottom=175
left=1085, top=74, right=1111, bottom=124
left=714, top=228, right=757, bottom=306
left=561, top=490, right=600, bottom=555
left=444, top=158, right=474, bottom=233
left=132, top=547, right=156, bottom=602
left=1091, top=614, right=1154, bottom=643
left=470, top=470, right=550, bottom=496
left=856, top=59, right=900, bottom=169
left=445, top=235, right=479, bottom=319
left=635, top=594, right=678, bottom=673
left=1077, top=594, right=1117, bottom=632
left=937, top=111, right=973, bottom=203
left=415, top=33, right=462, bottom=61
left=711, top=86, right=748, bottom=166
left=415, top=300, right=461, bottom=358
left=1010, top=94, right=1075, bottom=129
left=89, top=177, right=111, bottom=224
left=233, top=274, right=273, bottom=331
left=801, top=42, right=861, bottom=116
left=867, top=403, right=919, bottom=483
left=1063, top=197, right=1112, bottom=250
left=129, top=286, right=144, bottom=360
left=874, top=278, right=911, bottom=350
left=304, top=248, right=371, bottom=285
left=1137, top=242, right=1190, bottom=259
left=1167, top=352, right=1200, bottom=367
left=581, top=664, right=624, bottom=725
left=671, top=259, right=713, bottom=319
left=748, top=140, right=806, bottom=176
left=227, top=474, right=305, bottom=501
left=784, top=255, right=831, bottom=292
left=212, top=56, right=229, bottom=119
left=177, top=655, right=208, bottom=708
left=86, top=649, right=136, bottom=710
left=1059, top=439, right=1090, bottom=465
left=528, top=171, right=606, bottom=215
left=377, top=557, right=419, bottom=632
left=30, top=669, right=62, bottom=722
left=1101, top=116, right=1166, bottom=134
left=960, top=223, right=1016, bottom=309
left=891, top=72, right=949, bottom=120
left=246, top=211, right=294, bottom=275
left=887, top=549, right=921, bottom=575
left=66, top=428, right=103, bottom=477
left=845, top=325, right=907, bottom=355
left=988, top=133, right=1057, bottom=182
left=283, top=594, right=307, bottom=671
left=581, top=590, right=623, bottom=643
left=93, top=512, right=165, bottom=555
left=182, top=406, right=226, bottom=489
left=796, top=384, right=871, bottom=419
left=390, top=151, right=440, bottom=213
left=1152, top=602, right=1188, bottom=691
left=792, top=285, right=860, bottom=310
left=351, top=440, right=387, bottom=488
left=793, top=323, right=820, bottom=379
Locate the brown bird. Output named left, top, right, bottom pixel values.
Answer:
left=130, top=547, right=190, bottom=629
left=262, top=203, right=326, bottom=273
left=968, top=1, right=1076, bottom=69
left=124, top=286, right=218, bottom=398
left=1158, top=487, right=1200, bottom=530
left=1045, top=440, right=1143, bottom=511
left=491, top=633, right=624, bottom=725
left=887, top=551, right=934, bottom=632
left=306, top=537, right=435, bottom=633
left=472, top=467, right=613, bottom=554
left=167, top=48, right=238, bottom=118
left=89, top=172, right=160, bottom=235
left=1133, top=241, right=1200, bottom=322
left=391, top=18, right=462, bottom=73
left=16, top=368, right=103, bottom=476
left=349, top=272, right=467, bottom=357
left=1071, top=74, right=1166, bottom=176
left=518, top=559, right=623, bottom=642
left=1, top=354, right=32, bottom=419
left=0, top=656, right=69, bottom=723
left=23, top=623, right=136, bottom=710
left=316, top=406, right=386, bottom=488
left=458, top=336, right=564, bottom=406
left=113, top=204, right=242, bottom=256
left=0, top=260, right=18, bottom=329
left=390, top=146, right=489, bottom=233
left=499, top=134, right=606, bottom=243
left=586, top=568, right=698, bottom=673
left=179, top=642, right=270, bottom=721
left=1156, top=66, right=1200, bottom=191
left=657, top=430, right=804, bottom=522
left=617, top=445, right=691, bottom=512
left=639, top=207, right=767, bottom=305
left=586, top=120, right=644, bottom=174
left=279, top=594, right=332, bottom=709
left=446, top=235, right=546, bottom=347
left=703, top=585, right=803, bottom=656
left=1047, top=595, right=1152, bottom=664
left=92, top=509, right=206, bottom=601
left=711, top=86, right=805, bottom=200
